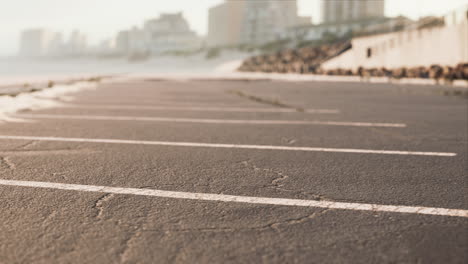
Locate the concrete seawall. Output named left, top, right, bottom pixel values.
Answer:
left=323, top=6, right=468, bottom=70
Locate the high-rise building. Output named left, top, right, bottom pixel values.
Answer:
left=322, top=0, right=385, bottom=24
left=143, top=12, right=201, bottom=54
left=19, top=29, right=89, bottom=57
left=207, top=0, right=246, bottom=47
left=19, top=29, right=55, bottom=57
left=207, top=0, right=310, bottom=47
left=116, top=30, right=131, bottom=54
left=241, top=0, right=306, bottom=45
left=47, top=33, right=65, bottom=56
left=68, top=30, right=87, bottom=56
left=128, top=27, right=148, bottom=54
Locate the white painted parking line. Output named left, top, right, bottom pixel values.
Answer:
left=16, top=114, right=407, bottom=128
left=68, top=104, right=340, bottom=114
left=0, top=179, right=466, bottom=218
left=0, top=135, right=456, bottom=157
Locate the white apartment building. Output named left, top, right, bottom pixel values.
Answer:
left=208, top=0, right=308, bottom=47
left=285, top=0, right=389, bottom=43
left=289, top=16, right=413, bottom=42
left=128, top=27, right=148, bottom=54
left=207, top=0, right=246, bottom=47
left=143, top=13, right=201, bottom=54
left=19, top=29, right=55, bottom=57
left=322, top=0, right=385, bottom=24
left=116, top=30, right=131, bottom=54
left=19, top=28, right=90, bottom=57
left=240, top=0, right=309, bottom=45
left=67, top=30, right=87, bottom=56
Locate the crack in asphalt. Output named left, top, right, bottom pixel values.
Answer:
left=104, top=179, right=330, bottom=261
left=17, top=140, right=39, bottom=150
left=270, top=171, right=289, bottom=188
left=241, top=160, right=330, bottom=201
left=92, top=193, right=115, bottom=220
left=140, top=183, right=211, bottom=190
left=241, top=160, right=289, bottom=188
left=281, top=137, right=298, bottom=145
left=142, top=209, right=330, bottom=234
left=41, top=210, right=59, bottom=229
left=0, top=156, right=15, bottom=170
left=227, top=90, right=305, bottom=112
left=118, top=229, right=141, bottom=264
left=269, top=209, right=331, bottom=230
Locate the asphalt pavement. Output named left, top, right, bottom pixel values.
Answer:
left=0, top=78, right=467, bottom=263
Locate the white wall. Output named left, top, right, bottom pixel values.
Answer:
left=322, top=7, right=468, bottom=70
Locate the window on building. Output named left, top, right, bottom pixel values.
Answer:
left=367, top=48, right=372, bottom=58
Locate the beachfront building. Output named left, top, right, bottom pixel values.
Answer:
left=67, top=30, right=88, bottom=56
left=116, top=30, right=131, bottom=54
left=115, top=28, right=148, bottom=55
left=113, top=12, right=201, bottom=56
left=207, top=0, right=310, bottom=47
left=19, top=29, right=90, bottom=58
left=285, top=0, right=390, bottom=43
left=207, top=0, right=246, bottom=47
left=322, top=0, right=385, bottom=24
left=96, top=38, right=117, bottom=56
left=46, top=32, right=66, bottom=57
left=19, top=29, right=56, bottom=57
left=289, top=16, right=413, bottom=42
left=240, top=0, right=311, bottom=45
left=143, top=13, right=201, bottom=54
left=128, top=27, right=148, bottom=55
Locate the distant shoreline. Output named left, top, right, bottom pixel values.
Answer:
left=0, top=76, right=106, bottom=97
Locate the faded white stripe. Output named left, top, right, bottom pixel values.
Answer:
left=0, top=179, right=466, bottom=218
left=16, top=114, right=407, bottom=128
left=68, top=104, right=339, bottom=114
left=0, top=135, right=456, bottom=157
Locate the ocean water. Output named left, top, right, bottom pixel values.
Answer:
left=0, top=58, right=124, bottom=94
left=0, top=51, right=249, bottom=89
left=0, top=52, right=249, bottom=121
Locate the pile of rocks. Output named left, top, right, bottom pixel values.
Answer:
left=325, top=64, right=468, bottom=81
left=238, top=41, right=351, bottom=74
left=238, top=43, right=468, bottom=82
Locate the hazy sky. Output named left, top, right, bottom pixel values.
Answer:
left=1, top=0, right=467, bottom=55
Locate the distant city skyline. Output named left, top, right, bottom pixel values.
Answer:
left=1, top=0, right=467, bottom=56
